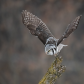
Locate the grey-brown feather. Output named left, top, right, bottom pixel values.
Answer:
left=22, top=10, right=54, bottom=45
left=22, top=10, right=81, bottom=56
left=57, top=15, right=81, bottom=46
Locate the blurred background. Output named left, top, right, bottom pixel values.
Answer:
left=0, top=0, right=84, bottom=84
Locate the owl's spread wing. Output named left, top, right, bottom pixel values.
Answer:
left=22, top=10, right=81, bottom=47
left=57, top=15, right=81, bottom=46
left=22, top=10, right=54, bottom=45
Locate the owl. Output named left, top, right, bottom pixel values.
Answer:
left=22, top=10, right=81, bottom=56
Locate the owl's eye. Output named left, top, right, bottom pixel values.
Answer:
left=48, top=50, right=50, bottom=52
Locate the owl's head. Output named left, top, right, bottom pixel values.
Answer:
left=45, top=43, right=67, bottom=56
left=45, top=37, right=57, bottom=55
left=45, top=44, right=57, bottom=55
left=45, top=37, right=67, bottom=56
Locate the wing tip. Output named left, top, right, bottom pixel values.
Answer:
left=22, top=10, right=32, bottom=16
left=72, top=15, right=82, bottom=27
left=79, top=15, right=82, bottom=17
left=76, top=15, right=82, bottom=21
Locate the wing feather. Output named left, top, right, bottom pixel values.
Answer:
left=22, top=10, right=53, bottom=44
left=57, top=15, right=81, bottom=46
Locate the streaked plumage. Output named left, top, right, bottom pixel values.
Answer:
left=22, top=10, right=81, bottom=56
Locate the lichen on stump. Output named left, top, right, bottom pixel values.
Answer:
left=39, top=56, right=66, bottom=84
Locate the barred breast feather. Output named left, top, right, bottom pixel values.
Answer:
left=22, top=10, right=54, bottom=44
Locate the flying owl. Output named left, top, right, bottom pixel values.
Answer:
left=22, top=10, right=81, bottom=56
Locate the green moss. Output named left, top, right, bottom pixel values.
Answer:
left=39, top=56, right=66, bottom=84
